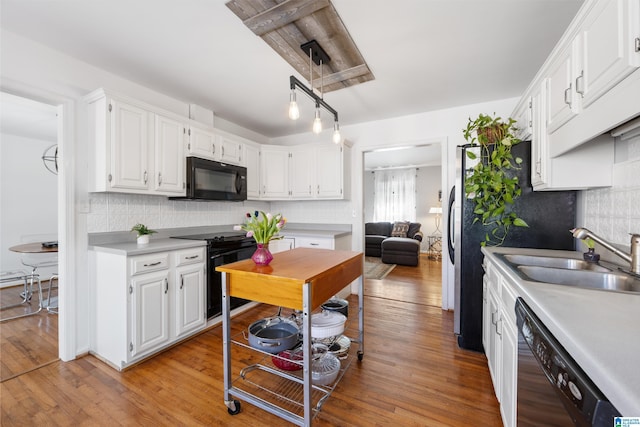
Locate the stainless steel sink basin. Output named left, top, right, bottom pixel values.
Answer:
left=517, top=265, right=640, bottom=293
left=503, top=254, right=611, bottom=272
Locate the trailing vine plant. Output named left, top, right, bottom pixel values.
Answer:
left=463, top=113, right=529, bottom=246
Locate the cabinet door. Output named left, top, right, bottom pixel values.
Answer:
left=531, top=85, right=548, bottom=188
left=188, top=126, right=218, bottom=160
left=513, top=97, right=532, bottom=141
left=219, top=134, right=243, bottom=165
left=482, top=274, right=491, bottom=353
left=579, top=0, right=640, bottom=108
left=316, top=144, right=343, bottom=198
left=175, top=263, right=206, bottom=338
left=130, top=271, right=170, bottom=356
left=295, top=236, right=334, bottom=249
left=290, top=146, right=315, bottom=198
left=154, top=114, right=185, bottom=195
left=500, top=318, right=518, bottom=427
left=487, top=289, right=501, bottom=399
left=269, top=238, right=295, bottom=254
left=110, top=99, right=149, bottom=190
left=260, top=147, right=289, bottom=199
left=244, top=144, right=260, bottom=199
left=546, top=41, right=579, bottom=133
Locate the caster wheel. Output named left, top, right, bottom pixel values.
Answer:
left=227, top=400, right=241, bottom=415
left=357, top=351, right=364, bottom=361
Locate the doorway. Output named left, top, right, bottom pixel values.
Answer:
left=362, top=143, right=444, bottom=307
left=0, top=92, right=60, bottom=380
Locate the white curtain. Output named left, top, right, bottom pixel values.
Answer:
left=372, top=168, right=416, bottom=222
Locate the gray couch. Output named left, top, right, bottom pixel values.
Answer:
left=365, top=222, right=423, bottom=266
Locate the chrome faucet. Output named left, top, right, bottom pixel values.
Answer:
left=571, top=227, right=640, bottom=274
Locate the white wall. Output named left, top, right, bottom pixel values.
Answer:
left=0, top=132, right=58, bottom=282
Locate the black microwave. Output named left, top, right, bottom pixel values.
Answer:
left=171, top=157, right=247, bottom=201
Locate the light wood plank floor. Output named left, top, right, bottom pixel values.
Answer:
left=1, top=255, right=501, bottom=426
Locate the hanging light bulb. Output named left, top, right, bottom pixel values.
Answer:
left=332, top=120, right=341, bottom=144
left=288, top=89, right=299, bottom=120
left=312, top=105, right=322, bottom=134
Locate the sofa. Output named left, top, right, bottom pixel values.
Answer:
left=365, top=222, right=423, bottom=266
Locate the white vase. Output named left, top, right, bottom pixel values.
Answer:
left=137, top=235, right=150, bottom=245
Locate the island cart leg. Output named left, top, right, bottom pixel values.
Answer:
left=358, top=274, right=364, bottom=361
left=221, top=272, right=240, bottom=414
left=302, top=281, right=312, bottom=426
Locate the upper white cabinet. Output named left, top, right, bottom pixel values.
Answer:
left=258, top=143, right=350, bottom=201
left=218, top=132, right=244, bottom=165
left=244, top=142, right=261, bottom=200
left=86, top=89, right=186, bottom=197
left=154, top=114, right=186, bottom=195
left=187, top=124, right=218, bottom=160
left=578, top=0, right=640, bottom=108
left=545, top=39, right=580, bottom=133
left=513, top=96, right=532, bottom=141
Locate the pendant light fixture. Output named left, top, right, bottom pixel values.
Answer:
left=288, top=40, right=341, bottom=144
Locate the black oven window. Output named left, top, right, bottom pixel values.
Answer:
left=195, top=168, right=237, bottom=193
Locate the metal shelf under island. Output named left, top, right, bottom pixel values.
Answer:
left=216, top=247, right=364, bottom=426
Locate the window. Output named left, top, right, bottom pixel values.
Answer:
left=372, top=168, right=416, bottom=222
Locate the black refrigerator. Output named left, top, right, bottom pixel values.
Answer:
left=447, top=141, right=577, bottom=352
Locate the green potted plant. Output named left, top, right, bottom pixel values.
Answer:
left=463, top=113, right=528, bottom=246
left=131, top=223, right=157, bottom=245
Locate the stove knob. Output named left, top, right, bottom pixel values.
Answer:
left=568, top=381, right=582, bottom=401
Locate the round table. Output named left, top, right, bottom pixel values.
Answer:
left=9, top=242, right=58, bottom=254
left=7, top=242, right=58, bottom=315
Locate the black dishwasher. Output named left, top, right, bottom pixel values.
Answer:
left=515, top=298, right=620, bottom=426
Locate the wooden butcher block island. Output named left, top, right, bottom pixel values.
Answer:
left=216, top=247, right=364, bottom=426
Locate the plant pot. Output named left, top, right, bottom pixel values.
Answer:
left=252, top=243, right=273, bottom=266
left=137, top=235, right=150, bottom=245
left=477, top=124, right=507, bottom=145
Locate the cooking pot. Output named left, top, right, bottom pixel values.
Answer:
left=311, top=311, right=346, bottom=339
left=321, top=298, right=349, bottom=318
left=248, top=317, right=299, bottom=354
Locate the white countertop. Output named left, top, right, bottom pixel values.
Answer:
left=483, top=247, right=640, bottom=415
left=279, top=229, right=351, bottom=238
left=89, top=238, right=206, bottom=256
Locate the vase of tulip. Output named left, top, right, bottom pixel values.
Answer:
left=234, top=211, right=286, bottom=266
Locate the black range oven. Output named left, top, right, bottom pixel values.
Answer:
left=173, top=232, right=256, bottom=319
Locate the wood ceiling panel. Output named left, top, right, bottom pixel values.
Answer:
left=226, top=0, right=374, bottom=93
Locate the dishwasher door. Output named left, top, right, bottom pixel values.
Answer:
left=515, top=298, right=619, bottom=427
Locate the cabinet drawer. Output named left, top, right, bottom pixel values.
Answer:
left=294, top=236, right=333, bottom=249
left=175, top=247, right=206, bottom=266
left=131, top=253, right=169, bottom=275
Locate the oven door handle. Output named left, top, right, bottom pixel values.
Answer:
left=210, top=247, right=255, bottom=259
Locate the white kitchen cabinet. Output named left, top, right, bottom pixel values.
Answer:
left=578, top=0, right=640, bottom=109
left=482, top=254, right=519, bottom=427
left=316, top=144, right=347, bottom=198
left=154, top=114, right=186, bottom=195
left=512, top=96, right=532, bottom=141
left=260, top=146, right=290, bottom=199
left=530, top=85, right=547, bottom=188
left=85, top=88, right=186, bottom=197
left=130, top=268, right=170, bottom=356
left=90, top=244, right=206, bottom=370
left=174, top=248, right=206, bottom=338
left=217, top=132, right=244, bottom=165
left=187, top=124, right=218, bottom=160
left=269, top=237, right=295, bottom=254
left=289, top=145, right=315, bottom=198
left=244, top=142, right=261, bottom=200
left=546, top=40, right=580, bottom=134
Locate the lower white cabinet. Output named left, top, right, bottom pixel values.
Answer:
left=90, top=245, right=206, bottom=370
left=482, top=257, right=518, bottom=427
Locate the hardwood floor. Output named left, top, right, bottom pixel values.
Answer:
left=0, top=282, right=58, bottom=382
left=1, top=255, right=501, bottom=426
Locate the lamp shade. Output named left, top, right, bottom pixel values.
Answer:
left=429, top=207, right=442, bottom=215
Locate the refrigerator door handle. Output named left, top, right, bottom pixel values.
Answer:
left=447, top=186, right=456, bottom=264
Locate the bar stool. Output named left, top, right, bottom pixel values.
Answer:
left=45, top=273, right=58, bottom=314
left=0, top=269, right=42, bottom=322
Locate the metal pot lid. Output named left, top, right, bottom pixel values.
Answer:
left=311, top=311, right=346, bottom=328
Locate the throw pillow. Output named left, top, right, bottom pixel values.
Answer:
left=391, top=221, right=410, bottom=238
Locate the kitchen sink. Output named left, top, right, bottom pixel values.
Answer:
left=517, top=265, right=640, bottom=293
left=503, top=254, right=611, bottom=272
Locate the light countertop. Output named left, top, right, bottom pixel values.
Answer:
left=279, top=229, right=351, bottom=238
left=482, top=246, right=640, bottom=415
left=89, top=238, right=206, bottom=256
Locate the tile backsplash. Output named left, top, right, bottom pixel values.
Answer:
left=87, top=193, right=270, bottom=232
left=581, top=132, right=640, bottom=246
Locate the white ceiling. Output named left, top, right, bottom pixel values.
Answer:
left=0, top=0, right=583, bottom=143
